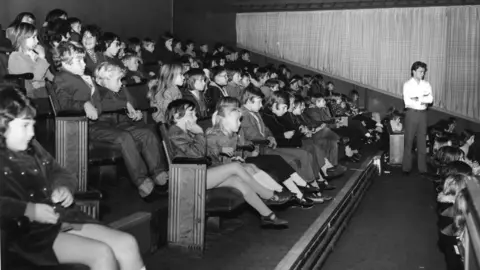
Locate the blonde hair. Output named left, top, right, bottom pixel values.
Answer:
left=149, top=63, right=182, bottom=99
left=209, top=97, right=242, bottom=136
left=94, top=62, right=126, bottom=86
left=10, top=22, right=37, bottom=51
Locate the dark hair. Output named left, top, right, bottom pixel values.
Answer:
left=9, top=12, right=36, bottom=28
left=127, top=37, right=141, bottom=50
left=211, top=66, right=227, bottom=81
left=143, top=37, right=154, bottom=44
left=291, top=94, right=306, bottom=108
left=45, top=9, right=68, bottom=24
left=214, top=43, right=224, bottom=51
left=433, top=146, right=465, bottom=168
left=240, top=49, right=250, bottom=56
left=98, top=32, right=120, bottom=52
left=226, top=67, right=241, bottom=82
left=265, top=91, right=290, bottom=109
left=327, top=81, right=334, bottom=86
left=0, top=85, right=37, bottom=148
left=46, top=19, right=71, bottom=45
left=255, top=68, right=269, bottom=81
left=241, top=85, right=264, bottom=104
left=410, top=61, right=428, bottom=77
left=349, top=89, right=359, bottom=97
left=66, top=17, right=81, bottom=26
left=185, top=68, right=206, bottom=90
left=264, top=79, right=280, bottom=89
left=165, top=99, right=196, bottom=125
left=185, top=39, right=195, bottom=47
left=439, top=161, right=473, bottom=179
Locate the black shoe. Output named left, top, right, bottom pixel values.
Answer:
left=156, top=183, right=169, bottom=195
left=143, top=186, right=167, bottom=203
left=318, top=181, right=336, bottom=191
left=264, top=191, right=292, bottom=206
left=304, top=193, right=326, bottom=204
left=260, top=213, right=289, bottom=229
left=402, top=171, right=410, bottom=176
left=299, top=184, right=320, bottom=194
left=327, top=165, right=347, bottom=178
left=290, top=197, right=314, bottom=209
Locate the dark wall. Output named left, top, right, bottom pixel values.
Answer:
left=1, top=0, right=172, bottom=39
left=173, top=0, right=236, bottom=46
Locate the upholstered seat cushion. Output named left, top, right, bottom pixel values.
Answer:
left=205, top=187, right=245, bottom=214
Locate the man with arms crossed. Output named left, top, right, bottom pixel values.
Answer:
left=402, top=61, right=433, bottom=175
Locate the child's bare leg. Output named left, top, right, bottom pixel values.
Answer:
left=207, top=163, right=274, bottom=199
left=53, top=232, right=117, bottom=270
left=218, top=176, right=272, bottom=216
left=67, top=224, right=144, bottom=270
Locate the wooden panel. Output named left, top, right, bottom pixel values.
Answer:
left=389, top=133, right=404, bottom=165
left=55, top=118, right=89, bottom=191
left=168, top=164, right=207, bottom=252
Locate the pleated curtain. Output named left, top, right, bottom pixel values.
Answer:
left=236, top=6, right=480, bottom=121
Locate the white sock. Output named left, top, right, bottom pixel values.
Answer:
left=345, top=146, right=354, bottom=157
left=283, top=178, right=303, bottom=199
left=324, top=158, right=334, bottom=169
left=253, top=171, right=283, bottom=192
left=290, top=172, right=308, bottom=187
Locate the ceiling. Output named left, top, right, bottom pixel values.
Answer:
left=232, top=0, right=480, bottom=12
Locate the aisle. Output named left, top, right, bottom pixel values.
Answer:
left=321, top=170, right=446, bottom=270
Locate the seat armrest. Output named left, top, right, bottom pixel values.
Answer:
left=236, top=144, right=255, bottom=152
left=250, top=139, right=270, bottom=146
left=56, top=110, right=87, bottom=117
left=172, top=157, right=211, bottom=165
left=74, top=190, right=103, bottom=201
left=124, top=79, right=149, bottom=87
left=4, top=73, right=34, bottom=80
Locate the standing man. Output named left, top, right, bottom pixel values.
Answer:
left=402, top=61, right=433, bottom=175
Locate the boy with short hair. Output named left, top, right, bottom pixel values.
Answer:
left=54, top=42, right=168, bottom=202
left=240, top=85, right=319, bottom=183
left=67, top=17, right=82, bottom=42
left=183, top=39, right=196, bottom=57
left=122, top=53, right=147, bottom=84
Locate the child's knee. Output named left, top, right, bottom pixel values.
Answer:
left=116, top=231, right=140, bottom=255
left=92, top=242, right=116, bottom=266
left=115, top=131, right=135, bottom=144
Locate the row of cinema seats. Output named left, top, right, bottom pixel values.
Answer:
left=1, top=70, right=250, bottom=269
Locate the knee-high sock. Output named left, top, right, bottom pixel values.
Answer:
left=253, top=171, right=283, bottom=192
left=283, top=178, right=303, bottom=199
left=290, top=172, right=308, bottom=187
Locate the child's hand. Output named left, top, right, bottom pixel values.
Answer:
left=222, top=147, right=235, bottom=156
left=186, top=120, right=203, bottom=134
left=51, top=187, right=74, bottom=208
left=267, top=136, right=277, bottom=149
left=231, top=156, right=245, bottom=163
left=284, top=130, right=295, bottom=139
left=26, top=203, right=59, bottom=224
left=132, top=76, right=141, bottom=83
left=84, top=102, right=98, bottom=120
left=126, top=102, right=141, bottom=121
left=251, top=150, right=259, bottom=157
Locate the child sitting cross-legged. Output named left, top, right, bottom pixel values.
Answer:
left=0, top=86, right=146, bottom=270
left=206, top=97, right=318, bottom=208
left=166, top=99, right=291, bottom=228
left=53, top=41, right=168, bottom=202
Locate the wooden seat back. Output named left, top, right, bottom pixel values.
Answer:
left=386, top=121, right=404, bottom=165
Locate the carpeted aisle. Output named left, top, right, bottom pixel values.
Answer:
left=321, top=170, right=446, bottom=270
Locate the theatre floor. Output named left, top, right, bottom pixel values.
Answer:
left=99, top=146, right=446, bottom=270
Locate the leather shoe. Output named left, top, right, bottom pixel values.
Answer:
left=290, top=197, right=314, bottom=209
left=261, top=213, right=289, bottom=229
left=264, top=191, right=292, bottom=206
left=318, top=181, right=336, bottom=191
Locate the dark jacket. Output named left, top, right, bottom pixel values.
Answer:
left=54, top=70, right=102, bottom=113
left=168, top=125, right=212, bottom=159
left=260, top=108, right=302, bottom=147
left=181, top=88, right=209, bottom=119
left=0, top=140, right=96, bottom=265
left=205, top=82, right=228, bottom=114
left=84, top=51, right=106, bottom=76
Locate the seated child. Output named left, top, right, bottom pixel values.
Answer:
left=0, top=86, right=145, bottom=270
left=141, top=38, right=159, bottom=73
left=126, top=37, right=142, bottom=58
left=181, top=68, right=209, bottom=120
left=207, top=97, right=319, bottom=207
left=305, top=94, right=362, bottom=161
left=8, top=23, right=54, bottom=98
left=166, top=99, right=290, bottom=228
left=81, top=24, right=106, bottom=76
left=98, top=32, right=123, bottom=67
left=389, top=109, right=404, bottom=133
left=53, top=42, right=168, bottom=202
left=183, top=39, right=196, bottom=58
left=261, top=92, right=339, bottom=194
left=67, top=17, right=81, bottom=42
left=285, top=95, right=347, bottom=175
left=121, top=53, right=147, bottom=84
left=205, top=66, right=229, bottom=114
left=225, top=67, right=244, bottom=100
left=240, top=85, right=320, bottom=185
left=149, top=63, right=184, bottom=123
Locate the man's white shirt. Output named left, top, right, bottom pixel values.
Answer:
left=403, top=78, right=433, bottom=110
